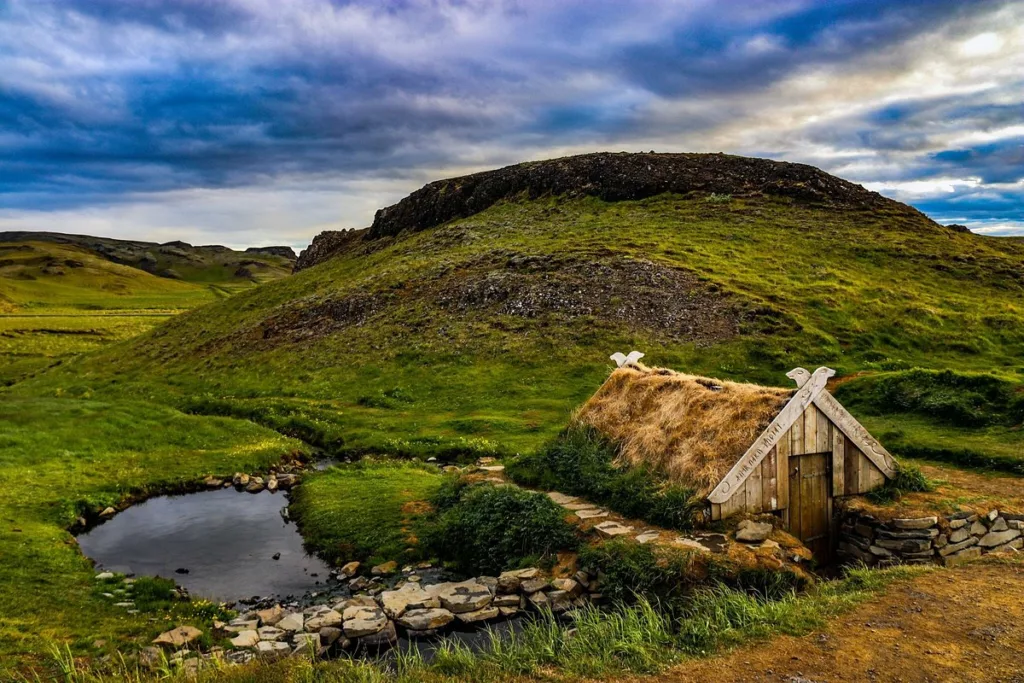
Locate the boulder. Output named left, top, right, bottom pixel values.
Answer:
left=305, top=610, right=343, bottom=631
left=546, top=590, right=574, bottom=613
left=138, top=646, right=163, bottom=670
left=990, top=517, right=1009, bottom=532
left=257, top=605, right=284, bottom=626
left=229, top=630, right=259, bottom=648
left=397, top=608, right=455, bottom=631
left=493, top=594, right=521, bottom=608
left=371, top=561, right=398, bottom=576
left=319, top=626, right=343, bottom=648
left=455, top=607, right=500, bottom=624
left=550, top=578, right=583, bottom=598
left=339, top=561, right=361, bottom=578
left=379, top=584, right=439, bottom=619
left=874, top=538, right=932, bottom=553
left=99, top=507, right=117, bottom=519
left=276, top=613, right=304, bottom=633
left=292, top=633, right=320, bottom=656
left=95, top=572, right=115, bottom=580
left=232, top=473, right=250, bottom=487
left=276, top=473, right=299, bottom=489
left=153, top=626, right=202, bottom=649
left=333, top=595, right=377, bottom=612
left=203, top=476, right=224, bottom=488
left=949, top=527, right=972, bottom=544
left=938, top=537, right=978, bottom=557
left=971, top=521, right=988, bottom=536
left=349, top=576, right=370, bottom=591
left=735, top=520, right=772, bottom=543
left=255, top=641, right=291, bottom=662
left=520, top=578, right=549, bottom=594
left=266, top=478, right=279, bottom=492
left=257, top=626, right=285, bottom=642
left=245, top=477, right=265, bottom=494
left=434, top=582, right=492, bottom=614
left=359, top=620, right=397, bottom=648
left=942, top=546, right=983, bottom=567
left=342, top=606, right=388, bottom=637
left=890, top=516, right=938, bottom=530
left=979, top=529, right=1022, bottom=548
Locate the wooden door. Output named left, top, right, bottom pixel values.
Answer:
left=788, top=452, right=832, bottom=562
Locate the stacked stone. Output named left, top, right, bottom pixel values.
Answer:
left=213, top=566, right=601, bottom=663
left=838, top=509, right=1023, bottom=567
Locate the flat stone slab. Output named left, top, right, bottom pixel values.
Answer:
left=674, top=538, right=712, bottom=553
left=635, top=531, right=661, bottom=544
left=575, top=508, right=608, bottom=519
left=547, top=492, right=578, bottom=505
left=479, top=465, right=505, bottom=473
left=564, top=502, right=596, bottom=511
left=595, top=521, right=633, bottom=537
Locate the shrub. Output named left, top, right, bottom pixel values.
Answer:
left=835, top=368, right=1024, bottom=428
left=577, top=539, right=701, bottom=603
left=423, top=484, right=579, bottom=574
left=865, top=461, right=934, bottom=503
left=507, top=426, right=702, bottom=531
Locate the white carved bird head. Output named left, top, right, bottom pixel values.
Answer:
left=610, top=350, right=645, bottom=368
left=785, top=367, right=811, bottom=388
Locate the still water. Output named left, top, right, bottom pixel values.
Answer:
left=77, top=487, right=332, bottom=602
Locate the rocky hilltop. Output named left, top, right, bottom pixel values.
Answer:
left=296, top=152, right=924, bottom=270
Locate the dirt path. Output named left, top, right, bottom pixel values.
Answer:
left=651, top=558, right=1024, bottom=683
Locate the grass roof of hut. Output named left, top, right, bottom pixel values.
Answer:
left=576, top=366, right=794, bottom=496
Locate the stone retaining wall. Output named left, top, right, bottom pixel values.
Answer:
left=838, top=508, right=1024, bottom=567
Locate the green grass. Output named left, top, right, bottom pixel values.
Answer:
left=288, top=460, right=444, bottom=566
left=12, top=563, right=927, bottom=682
left=0, top=396, right=300, bottom=667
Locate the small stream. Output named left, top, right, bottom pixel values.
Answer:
left=77, top=487, right=332, bottom=603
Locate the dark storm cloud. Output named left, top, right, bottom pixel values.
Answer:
left=0, top=0, right=1021, bottom=236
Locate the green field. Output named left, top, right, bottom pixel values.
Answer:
left=0, top=241, right=279, bottom=384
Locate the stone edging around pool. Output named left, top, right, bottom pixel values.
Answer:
left=138, top=564, right=598, bottom=671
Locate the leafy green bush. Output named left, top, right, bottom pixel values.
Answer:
left=577, top=539, right=701, bottom=603
left=507, top=426, right=702, bottom=531
left=865, top=461, right=934, bottom=503
left=423, top=483, right=579, bottom=574
left=836, top=369, right=1024, bottom=428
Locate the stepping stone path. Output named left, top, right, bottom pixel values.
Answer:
left=575, top=508, right=609, bottom=519
left=595, top=521, right=633, bottom=537
left=635, top=531, right=661, bottom=544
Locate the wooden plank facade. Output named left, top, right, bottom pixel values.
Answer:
left=710, top=401, right=887, bottom=524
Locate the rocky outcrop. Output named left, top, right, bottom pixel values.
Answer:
left=246, top=246, right=298, bottom=260
left=838, top=508, right=1023, bottom=567
left=296, top=152, right=925, bottom=270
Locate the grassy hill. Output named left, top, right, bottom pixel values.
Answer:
left=0, top=231, right=296, bottom=285
left=0, top=236, right=295, bottom=385
left=12, top=153, right=1024, bottom=461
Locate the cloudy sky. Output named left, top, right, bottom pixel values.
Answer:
left=1, top=0, right=1021, bottom=249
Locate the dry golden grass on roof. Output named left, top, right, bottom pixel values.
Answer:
left=575, top=366, right=793, bottom=496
